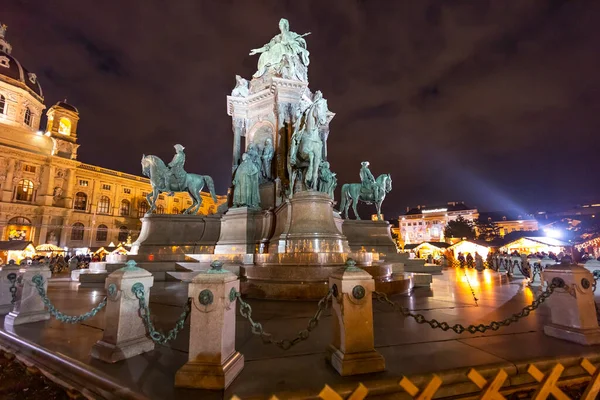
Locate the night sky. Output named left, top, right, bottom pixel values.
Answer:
left=4, top=0, right=600, bottom=218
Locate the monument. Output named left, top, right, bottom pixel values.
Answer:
left=123, top=18, right=418, bottom=299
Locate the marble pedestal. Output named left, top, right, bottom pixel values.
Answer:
left=91, top=263, right=155, bottom=362
left=130, top=214, right=221, bottom=261
left=0, top=263, right=20, bottom=315
left=5, top=264, right=51, bottom=326
left=214, top=207, right=272, bottom=256
left=342, top=220, right=398, bottom=256
left=327, top=263, right=385, bottom=375
left=542, top=262, right=600, bottom=345
left=175, top=267, right=243, bottom=389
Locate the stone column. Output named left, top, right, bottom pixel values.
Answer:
left=0, top=262, right=20, bottom=315
left=5, top=262, right=51, bottom=326
left=64, top=168, right=76, bottom=209
left=542, top=262, right=600, bottom=345
left=327, top=259, right=385, bottom=376
left=91, top=261, right=155, bottom=362
left=175, top=261, right=244, bottom=389
left=40, top=165, right=55, bottom=206
left=232, top=118, right=244, bottom=173
left=2, top=159, right=15, bottom=202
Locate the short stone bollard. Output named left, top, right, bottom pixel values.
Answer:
left=175, top=260, right=244, bottom=390
left=91, top=260, right=155, bottom=362
left=4, top=262, right=51, bottom=326
left=327, top=259, right=385, bottom=376
left=0, top=261, right=20, bottom=315
left=542, top=261, right=600, bottom=345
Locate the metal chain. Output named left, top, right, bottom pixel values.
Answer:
left=592, top=270, right=600, bottom=293
left=31, top=275, right=107, bottom=324
left=7, top=273, right=17, bottom=304
left=131, top=284, right=191, bottom=345
left=373, top=282, right=561, bottom=334
left=235, top=288, right=332, bottom=350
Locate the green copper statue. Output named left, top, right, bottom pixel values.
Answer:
left=339, top=162, right=392, bottom=221
left=318, top=161, right=337, bottom=199
left=141, top=145, right=217, bottom=215
left=232, top=153, right=261, bottom=208
left=249, top=18, right=310, bottom=82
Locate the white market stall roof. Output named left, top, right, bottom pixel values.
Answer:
left=500, top=236, right=570, bottom=252
left=36, top=243, right=64, bottom=252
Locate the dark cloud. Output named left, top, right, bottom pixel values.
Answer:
left=4, top=0, right=600, bottom=217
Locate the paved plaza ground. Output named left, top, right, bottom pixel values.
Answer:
left=1, top=268, right=600, bottom=399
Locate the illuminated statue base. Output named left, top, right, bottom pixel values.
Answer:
left=342, top=220, right=398, bottom=256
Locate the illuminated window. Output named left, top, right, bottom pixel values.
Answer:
left=120, top=199, right=130, bottom=216
left=7, top=217, right=31, bottom=241
left=78, top=179, right=89, bottom=187
left=118, top=226, right=128, bottom=242
left=74, top=192, right=87, bottom=211
left=58, top=117, right=71, bottom=135
left=156, top=205, right=165, bottom=214
left=24, top=107, right=32, bottom=127
left=71, top=223, right=84, bottom=241
left=173, top=198, right=179, bottom=203
left=96, top=225, right=108, bottom=242
left=23, top=164, right=36, bottom=173
left=101, top=184, right=111, bottom=191
left=172, top=207, right=179, bottom=214
left=123, top=188, right=131, bottom=194
left=15, top=179, right=34, bottom=202
left=138, top=200, right=149, bottom=217
left=159, top=195, right=165, bottom=200
left=0, top=95, right=5, bottom=115
left=97, top=196, right=111, bottom=214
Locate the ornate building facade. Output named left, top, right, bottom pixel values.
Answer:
left=0, top=24, right=225, bottom=250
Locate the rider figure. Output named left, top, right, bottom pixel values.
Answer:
left=167, top=144, right=186, bottom=193
left=359, top=161, right=376, bottom=196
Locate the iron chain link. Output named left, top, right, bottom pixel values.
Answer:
left=31, top=275, right=107, bottom=323
left=373, top=282, right=561, bottom=334
left=7, top=273, right=17, bottom=305
left=591, top=270, right=600, bottom=293
left=235, top=288, right=332, bottom=350
left=131, top=284, right=191, bottom=345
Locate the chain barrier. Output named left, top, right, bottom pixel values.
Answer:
left=234, top=288, right=332, bottom=350
left=7, top=272, right=17, bottom=304
left=131, top=283, right=191, bottom=345
left=31, top=274, right=107, bottom=324
left=373, top=280, right=563, bottom=334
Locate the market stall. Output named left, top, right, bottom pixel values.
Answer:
left=0, top=241, right=36, bottom=264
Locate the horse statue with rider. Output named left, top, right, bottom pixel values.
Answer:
left=339, top=161, right=392, bottom=221
left=287, top=91, right=329, bottom=196
left=140, top=144, right=217, bottom=215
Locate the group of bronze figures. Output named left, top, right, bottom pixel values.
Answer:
left=139, top=18, right=392, bottom=220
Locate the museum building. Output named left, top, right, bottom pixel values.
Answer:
left=0, top=25, right=225, bottom=250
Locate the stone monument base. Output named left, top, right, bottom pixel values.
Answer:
left=326, top=345, right=386, bottom=376
left=214, top=207, right=272, bottom=255
left=544, top=324, right=600, bottom=346
left=4, top=309, right=50, bottom=326
left=91, top=336, right=155, bottom=363
left=175, top=351, right=244, bottom=390
left=130, top=214, right=221, bottom=261
left=342, top=220, right=398, bottom=256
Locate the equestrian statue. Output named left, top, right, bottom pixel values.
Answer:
left=339, top=161, right=392, bottom=221
left=287, top=91, right=329, bottom=196
left=141, top=144, right=217, bottom=215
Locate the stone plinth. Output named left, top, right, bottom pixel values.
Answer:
left=542, top=262, right=600, bottom=345
left=91, top=262, right=155, bottom=362
left=342, top=220, right=398, bottom=256
left=5, top=263, right=51, bottom=326
left=130, top=214, right=221, bottom=261
left=214, top=207, right=272, bottom=255
left=0, top=263, right=20, bottom=315
left=326, top=261, right=385, bottom=375
left=269, top=191, right=349, bottom=254
left=175, top=263, right=243, bottom=389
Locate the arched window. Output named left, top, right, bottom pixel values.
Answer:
left=74, top=192, right=87, bottom=211
left=71, top=223, right=84, bottom=241
left=120, top=199, right=130, bottom=216
left=7, top=217, right=32, bottom=241
left=118, top=226, right=128, bottom=242
left=24, top=107, right=32, bottom=127
left=58, top=117, right=71, bottom=135
left=172, top=207, right=179, bottom=215
left=96, top=224, right=108, bottom=242
left=156, top=205, right=165, bottom=214
left=15, top=179, right=34, bottom=202
left=0, top=95, right=5, bottom=115
left=138, top=200, right=149, bottom=217
left=97, top=196, right=111, bottom=214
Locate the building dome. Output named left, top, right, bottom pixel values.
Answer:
left=0, top=24, right=43, bottom=101
left=54, top=100, right=78, bottom=114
